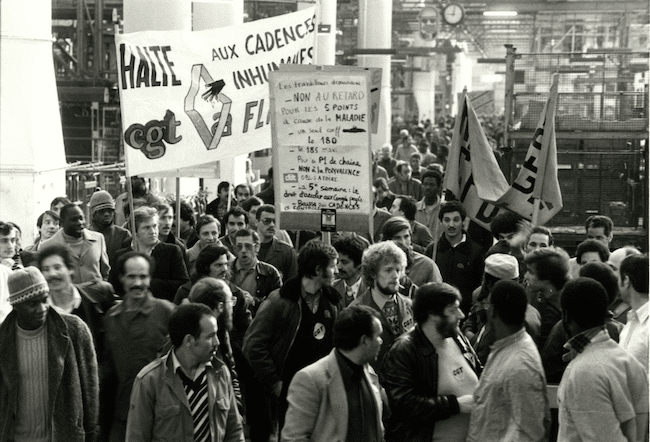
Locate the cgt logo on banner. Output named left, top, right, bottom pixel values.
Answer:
left=116, top=8, right=316, bottom=176
left=444, top=77, right=562, bottom=229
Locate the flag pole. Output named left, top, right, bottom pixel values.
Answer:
left=432, top=86, right=468, bottom=260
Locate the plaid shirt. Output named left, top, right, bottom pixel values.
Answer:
left=562, top=325, right=609, bottom=363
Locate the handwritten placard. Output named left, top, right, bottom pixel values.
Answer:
left=269, top=68, right=374, bottom=233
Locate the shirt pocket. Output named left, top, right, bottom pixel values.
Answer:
left=153, top=403, right=183, bottom=440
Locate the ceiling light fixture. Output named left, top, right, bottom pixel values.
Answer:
left=483, top=11, right=518, bottom=17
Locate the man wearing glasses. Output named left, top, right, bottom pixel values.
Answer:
left=231, top=228, right=283, bottom=442
left=232, top=229, right=282, bottom=315
left=255, top=205, right=298, bottom=281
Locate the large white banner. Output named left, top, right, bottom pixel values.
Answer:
left=116, top=8, right=317, bottom=177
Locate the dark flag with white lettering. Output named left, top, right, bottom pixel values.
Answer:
left=443, top=92, right=509, bottom=230
left=495, top=74, right=562, bottom=224
left=444, top=78, right=562, bottom=229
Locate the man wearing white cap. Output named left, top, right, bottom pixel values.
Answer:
left=464, top=253, right=541, bottom=364
left=0, top=266, right=99, bottom=441
left=88, top=190, right=132, bottom=261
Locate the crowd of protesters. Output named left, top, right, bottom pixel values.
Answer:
left=0, top=120, right=647, bottom=442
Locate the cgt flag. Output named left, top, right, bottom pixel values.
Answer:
left=443, top=91, right=510, bottom=231
left=495, top=74, right=562, bottom=224
left=444, top=76, right=562, bottom=229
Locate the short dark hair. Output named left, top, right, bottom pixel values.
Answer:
left=196, top=214, right=220, bottom=235
left=439, top=201, right=466, bottom=221
left=60, top=203, right=82, bottom=222
left=223, top=206, right=248, bottom=227
left=234, top=228, right=260, bottom=243
left=217, top=181, right=231, bottom=193
left=579, top=262, right=620, bottom=304
left=524, top=247, right=570, bottom=291
left=179, top=200, right=196, bottom=225
left=36, top=210, right=60, bottom=228
left=421, top=169, right=442, bottom=186
left=332, top=233, right=370, bottom=268
left=195, top=245, right=231, bottom=278
left=169, top=303, right=214, bottom=348
left=234, top=183, right=253, bottom=196
left=0, top=221, right=15, bottom=236
left=490, top=211, right=521, bottom=239
left=37, top=243, right=75, bottom=270
left=50, top=196, right=71, bottom=209
left=256, top=204, right=275, bottom=221
left=297, top=240, right=338, bottom=278
left=241, top=196, right=263, bottom=212
left=561, top=277, right=609, bottom=330
left=620, top=254, right=649, bottom=293
left=373, top=177, right=389, bottom=192
left=585, top=215, right=613, bottom=236
left=116, top=251, right=154, bottom=277
left=412, top=282, right=461, bottom=325
left=381, top=217, right=411, bottom=241
left=529, top=226, right=554, bottom=246
left=154, top=202, right=173, bottom=216
left=576, top=239, right=610, bottom=263
left=489, top=280, right=527, bottom=327
left=334, top=305, right=380, bottom=351
left=189, top=277, right=229, bottom=310
left=397, top=196, right=417, bottom=221
left=7, top=222, right=21, bottom=235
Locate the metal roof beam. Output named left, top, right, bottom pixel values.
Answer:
left=476, top=1, right=648, bottom=13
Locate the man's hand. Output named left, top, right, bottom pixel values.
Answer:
left=457, top=394, right=475, bottom=413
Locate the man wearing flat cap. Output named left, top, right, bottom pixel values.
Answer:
left=462, top=253, right=541, bottom=364
left=88, top=190, right=132, bottom=261
left=0, top=266, right=99, bottom=441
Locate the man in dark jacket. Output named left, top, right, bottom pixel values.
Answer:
left=243, top=241, right=340, bottom=439
left=382, top=282, right=481, bottom=442
left=88, top=190, right=132, bottom=261
left=426, top=201, right=484, bottom=314
left=0, top=266, right=99, bottom=442
left=109, top=206, right=189, bottom=302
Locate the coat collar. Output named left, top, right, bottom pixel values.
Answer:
left=280, top=276, right=341, bottom=306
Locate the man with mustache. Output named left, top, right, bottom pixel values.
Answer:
left=109, top=206, right=189, bottom=302
left=332, top=233, right=370, bottom=309
left=37, top=244, right=115, bottom=358
left=254, top=204, right=297, bottom=282
left=382, top=282, right=481, bottom=442
left=126, top=302, right=244, bottom=442
left=101, top=252, right=175, bottom=442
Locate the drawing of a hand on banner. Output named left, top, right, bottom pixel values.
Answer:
left=184, top=64, right=233, bottom=151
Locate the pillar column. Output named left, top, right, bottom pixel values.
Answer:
left=0, top=0, right=67, bottom=242
left=358, top=0, right=392, bottom=148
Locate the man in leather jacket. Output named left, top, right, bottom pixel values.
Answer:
left=382, top=282, right=481, bottom=442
